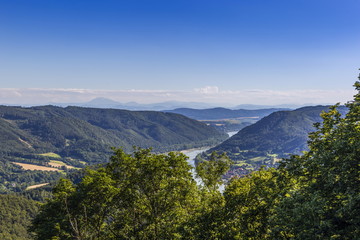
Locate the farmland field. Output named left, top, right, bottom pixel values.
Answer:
left=25, top=183, right=49, bottom=190
left=49, top=160, right=78, bottom=169
left=38, top=152, right=61, bottom=158
left=12, top=162, right=61, bottom=172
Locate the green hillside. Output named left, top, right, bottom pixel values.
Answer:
left=0, top=194, right=39, bottom=240
left=205, top=105, right=348, bottom=176
left=0, top=105, right=227, bottom=165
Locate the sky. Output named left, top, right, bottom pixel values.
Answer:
left=1, top=0, right=359, bottom=107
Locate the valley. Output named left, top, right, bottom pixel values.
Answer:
left=0, top=102, right=356, bottom=240
left=2, top=104, right=336, bottom=194
left=0, top=105, right=228, bottom=194
left=165, top=107, right=288, bottom=132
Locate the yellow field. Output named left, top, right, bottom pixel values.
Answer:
left=49, top=160, right=77, bottom=169
left=26, top=183, right=49, bottom=190
left=38, top=152, right=61, bottom=158
left=12, top=162, right=61, bottom=171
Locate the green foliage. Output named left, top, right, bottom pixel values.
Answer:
left=270, top=81, right=360, bottom=239
left=0, top=194, right=39, bottom=240
left=222, top=168, right=289, bottom=239
left=196, top=152, right=231, bottom=191
left=31, top=148, right=203, bottom=240
left=185, top=152, right=231, bottom=240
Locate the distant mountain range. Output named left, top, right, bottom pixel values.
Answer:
left=47, top=97, right=313, bottom=111
left=0, top=105, right=227, bottom=165
left=51, top=98, right=218, bottom=111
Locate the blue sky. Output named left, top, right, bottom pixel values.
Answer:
left=0, top=0, right=359, bottom=106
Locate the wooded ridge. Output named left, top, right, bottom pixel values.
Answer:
left=0, top=105, right=227, bottom=165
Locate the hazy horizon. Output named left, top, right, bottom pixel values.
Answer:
left=0, top=87, right=355, bottom=108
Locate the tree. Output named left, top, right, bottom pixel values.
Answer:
left=185, top=152, right=231, bottom=240
left=0, top=194, right=39, bottom=240
left=105, top=148, right=200, bottom=239
left=270, top=81, right=360, bottom=239
left=221, top=168, right=287, bottom=240
left=31, top=148, right=201, bottom=240
left=196, top=151, right=231, bottom=191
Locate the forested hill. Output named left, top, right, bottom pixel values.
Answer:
left=208, top=105, right=348, bottom=163
left=0, top=194, right=39, bottom=240
left=164, top=107, right=288, bottom=120
left=0, top=105, right=227, bottom=164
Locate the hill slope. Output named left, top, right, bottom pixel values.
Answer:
left=205, top=106, right=348, bottom=175
left=0, top=105, right=227, bottom=164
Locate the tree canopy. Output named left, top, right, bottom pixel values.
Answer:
left=269, top=82, right=360, bottom=239
left=31, top=148, right=229, bottom=239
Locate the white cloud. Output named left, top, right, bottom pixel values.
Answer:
left=0, top=87, right=356, bottom=107
left=194, top=86, right=219, bottom=94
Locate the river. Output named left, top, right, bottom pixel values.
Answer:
left=181, top=131, right=238, bottom=166
left=181, top=131, right=238, bottom=191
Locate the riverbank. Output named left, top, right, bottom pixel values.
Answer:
left=181, top=131, right=238, bottom=166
